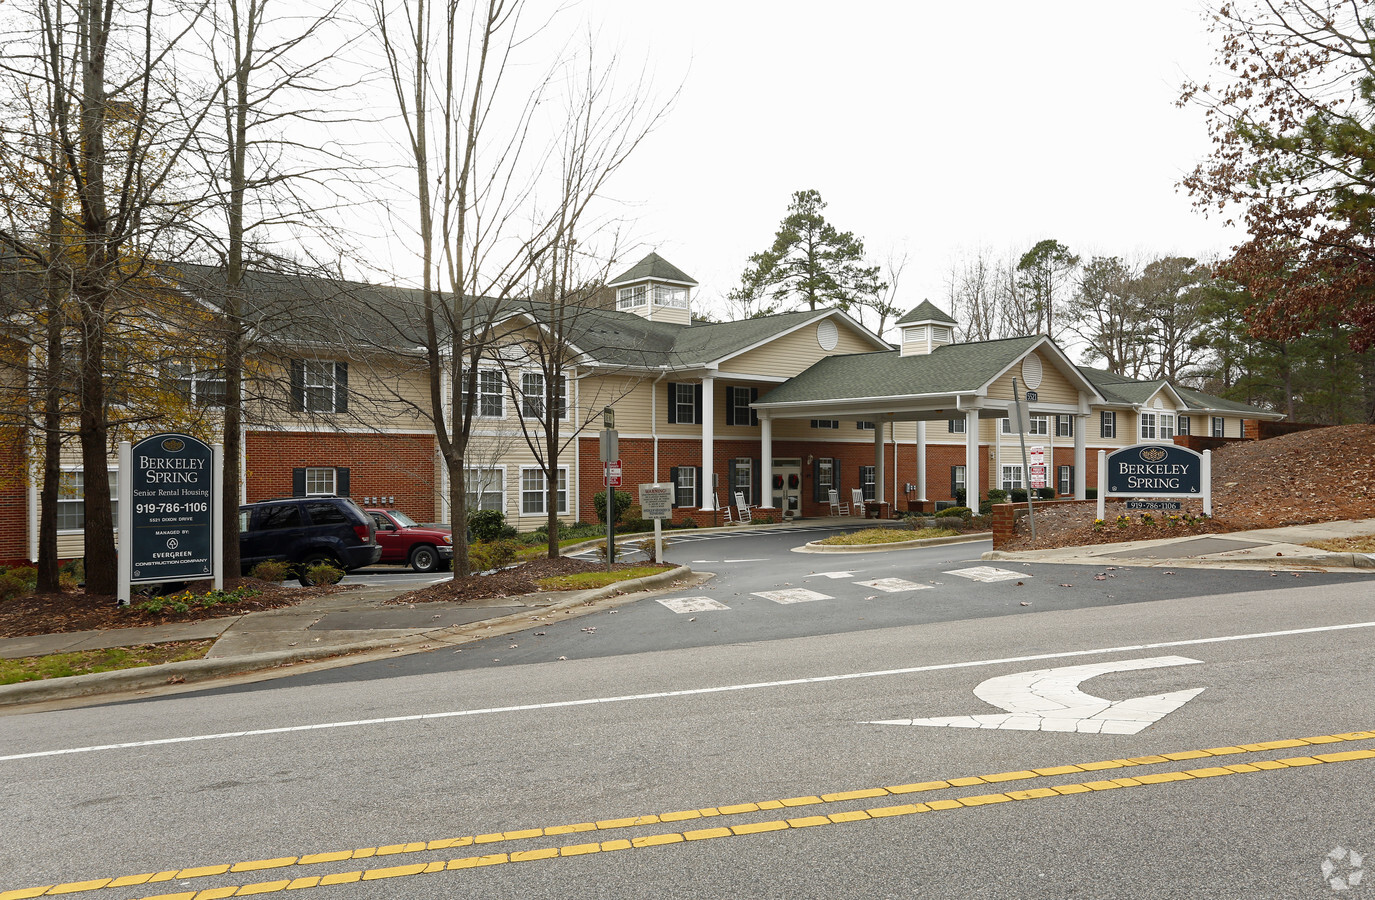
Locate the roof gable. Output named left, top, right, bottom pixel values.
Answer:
left=607, top=252, right=697, bottom=288
left=896, top=300, right=958, bottom=326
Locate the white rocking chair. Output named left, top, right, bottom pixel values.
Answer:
left=828, top=490, right=850, bottom=516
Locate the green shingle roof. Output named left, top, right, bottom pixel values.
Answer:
left=757, top=336, right=1042, bottom=405
left=896, top=300, right=958, bottom=326
left=607, top=252, right=697, bottom=287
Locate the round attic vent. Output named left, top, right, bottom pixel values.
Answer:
left=817, top=319, right=838, bottom=351
left=1021, top=353, right=1043, bottom=390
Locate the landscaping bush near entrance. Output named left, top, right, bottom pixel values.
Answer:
left=816, top=527, right=959, bottom=546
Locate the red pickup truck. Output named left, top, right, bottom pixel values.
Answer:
left=366, top=508, right=454, bottom=572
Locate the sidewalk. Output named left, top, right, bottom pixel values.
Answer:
left=0, top=566, right=696, bottom=710
left=983, top=518, right=1375, bottom=571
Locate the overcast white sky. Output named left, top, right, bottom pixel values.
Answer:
left=572, top=0, right=1238, bottom=331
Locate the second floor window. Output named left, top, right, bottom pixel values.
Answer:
left=1212, top=416, right=1225, bottom=437
left=167, top=362, right=226, bottom=407
left=811, top=419, right=840, bottom=429
left=521, top=373, right=566, bottom=420
left=949, top=418, right=965, bottom=434
left=1101, top=410, right=1117, bottom=439
left=617, top=285, right=646, bottom=309
left=726, top=386, right=758, bottom=426
left=1140, top=412, right=1157, bottom=440
left=291, top=360, right=347, bottom=413
left=667, top=382, right=701, bottom=424
left=1055, top=415, right=1074, bottom=437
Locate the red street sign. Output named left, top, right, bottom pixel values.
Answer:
left=604, top=460, right=623, bottom=487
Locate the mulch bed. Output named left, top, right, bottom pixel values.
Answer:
left=0, top=578, right=350, bottom=639
left=385, top=558, right=671, bottom=605
left=999, top=424, right=1375, bottom=551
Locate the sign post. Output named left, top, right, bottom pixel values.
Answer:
left=600, top=407, right=617, bottom=572
left=1011, top=378, right=1036, bottom=538
left=639, top=482, right=674, bottom=564
left=118, top=433, right=220, bottom=607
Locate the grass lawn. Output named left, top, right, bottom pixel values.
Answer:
left=816, top=527, right=961, bottom=546
left=0, top=640, right=214, bottom=685
left=1304, top=535, right=1375, bottom=553
left=535, top=565, right=673, bottom=592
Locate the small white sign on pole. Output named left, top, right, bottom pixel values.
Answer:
left=639, top=482, right=674, bottom=564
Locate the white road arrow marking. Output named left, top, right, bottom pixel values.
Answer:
left=656, top=597, right=730, bottom=614
left=944, top=566, right=1029, bottom=583
left=808, top=571, right=856, bottom=580
left=866, top=656, right=1204, bottom=735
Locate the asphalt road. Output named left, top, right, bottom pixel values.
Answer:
left=4, top=528, right=1375, bottom=899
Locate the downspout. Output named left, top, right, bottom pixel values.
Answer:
left=651, top=367, right=668, bottom=481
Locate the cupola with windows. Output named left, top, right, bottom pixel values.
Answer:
left=606, top=251, right=696, bottom=325
left=895, top=300, right=958, bottom=356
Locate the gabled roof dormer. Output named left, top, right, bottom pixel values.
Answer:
left=606, top=252, right=697, bottom=326
left=895, top=300, right=958, bottom=356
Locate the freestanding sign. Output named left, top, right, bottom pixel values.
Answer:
left=118, top=433, right=223, bottom=605
left=638, top=482, right=674, bottom=564
left=1096, top=443, right=1211, bottom=520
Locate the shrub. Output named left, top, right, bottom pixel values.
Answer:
left=468, top=509, right=512, bottom=542
left=1086, top=488, right=1098, bottom=499
left=592, top=489, right=633, bottom=526
left=249, top=559, right=292, bottom=583
left=987, top=489, right=1009, bottom=504
left=935, top=506, right=972, bottom=518
left=618, top=517, right=652, bottom=534
left=468, top=539, right=519, bottom=572
left=753, top=514, right=775, bottom=525
left=954, top=489, right=967, bottom=507
left=0, top=566, right=37, bottom=601
left=302, top=560, right=344, bottom=585
left=673, top=518, right=697, bottom=529
left=1010, top=488, right=1029, bottom=503
left=1036, top=487, right=1056, bottom=500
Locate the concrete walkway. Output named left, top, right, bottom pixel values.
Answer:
left=983, top=518, right=1375, bottom=571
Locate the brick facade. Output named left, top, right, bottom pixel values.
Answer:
left=244, top=431, right=439, bottom=519
left=0, top=428, right=28, bottom=566
left=992, top=498, right=1097, bottom=549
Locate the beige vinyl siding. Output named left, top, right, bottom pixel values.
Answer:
left=725, top=320, right=878, bottom=377
left=986, top=352, right=1080, bottom=406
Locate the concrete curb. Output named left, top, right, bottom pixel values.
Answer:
left=796, top=532, right=992, bottom=554
left=0, top=565, right=694, bottom=708
left=981, top=550, right=1375, bottom=570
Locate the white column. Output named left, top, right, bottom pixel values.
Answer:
left=760, top=417, right=774, bottom=509
left=701, top=376, right=715, bottom=509
left=1073, top=415, right=1087, bottom=500
left=873, top=421, right=885, bottom=508
left=965, top=410, right=980, bottom=506
left=915, top=421, right=927, bottom=503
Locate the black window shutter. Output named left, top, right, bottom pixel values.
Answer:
left=336, top=467, right=350, bottom=496
left=832, top=459, right=841, bottom=493
left=749, top=388, right=759, bottom=426
left=694, top=466, right=703, bottom=507
left=669, top=467, right=679, bottom=507
left=667, top=383, right=677, bottom=424
left=693, top=383, right=703, bottom=425
left=724, top=386, right=736, bottom=426
left=289, top=360, right=304, bottom=412
left=292, top=468, right=306, bottom=497
left=1068, top=466, right=1075, bottom=495
left=752, top=458, right=761, bottom=505
left=813, top=458, right=823, bottom=502
left=951, top=467, right=959, bottom=497
left=335, top=362, right=348, bottom=412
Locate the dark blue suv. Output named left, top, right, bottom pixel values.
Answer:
left=239, top=496, right=382, bottom=585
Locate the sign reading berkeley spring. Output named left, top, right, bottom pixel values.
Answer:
left=117, top=434, right=223, bottom=603
left=1096, top=443, right=1212, bottom=520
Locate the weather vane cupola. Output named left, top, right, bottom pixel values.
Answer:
left=895, top=300, right=958, bottom=357
left=606, top=252, right=697, bottom=325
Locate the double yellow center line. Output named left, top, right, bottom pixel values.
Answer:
left=6, top=729, right=1374, bottom=900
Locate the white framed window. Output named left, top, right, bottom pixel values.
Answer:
left=167, top=361, right=226, bottom=407
left=860, top=465, right=876, bottom=501
left=728, top=386, right=757, bottom=427
left=653, top=284, right=687, bottom=308
left=1001, top=414, right=1047, bottom=435
left=673, top=383, right=698, bottom=424
left=303, top=360, right=339, bottom=412
left=816, top=458, right=835, bottom=496
left=520, top=467, right=567, bottom=515
left=951, top=465, right=966, bottom=498
left=674, top=466, right=697, bottom=508
left=1101, top=410, right=1117, bottom=439
left=856, top=421, right=875, bottom=430
left=617, top=285, right=647, bottom=309
left=520, top=372, right=567, bottom=420
left=57, top=468, right=118, bottom=532
left=731, top=458, right=752, bottom=500
left=304, top=467, right=336, bottom=495
left=811, top=419, right=840, bottom=429
left=1055, top=415, right=1074, bottom=437
left=1178, top=416, right=1191, bottom=436
left=1159, top=413, right=1176, bottom=440
left=1001, top=465, right=1024, bottom=491
left=948, top=418, right=966, bottom=434
left=1058, top=465, right=1073, bottom=496
left=1211, top=416, right=1225, bottom=437
left=1140, top=412, right=1158, bottom=440
left=464, top=467, right=505, bottom=511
